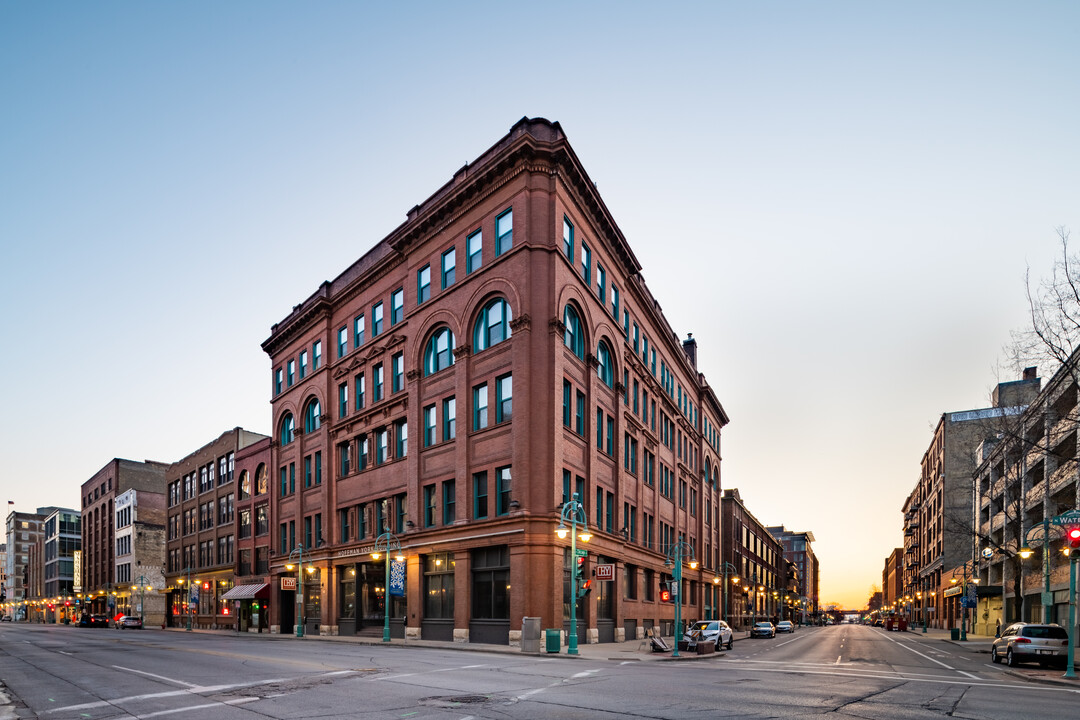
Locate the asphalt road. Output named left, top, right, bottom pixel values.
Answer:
left=2, top=623, right=1078, bottom=719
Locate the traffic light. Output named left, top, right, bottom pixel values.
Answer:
left=575, top=557, right=592, bottom=599
left=659, top=582, right=672, bottom=603
left=1067, top=526, right=1080, bottom=550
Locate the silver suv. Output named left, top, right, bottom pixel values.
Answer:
left=683, top=620, right=734, bottom=650
left=991, top=623, right=1069, bottom=668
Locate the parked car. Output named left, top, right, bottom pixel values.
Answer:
left=751, top=621, right=776, bottom=638
left=991, top=623, right=1069, bottom=668
left=683, top=620, right=734, bottom=650
left=776, top=620, right=795, bottom=633
left=78, top=614, right=111, bottom=628
left=0, top=615, right=12, bottom=622
left=116, top=615, right=143, bottom=629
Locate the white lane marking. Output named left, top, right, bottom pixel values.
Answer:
left=726, top=665, right=1080, bottom=693
left=774, top=634, right=807, bottom=648
left=381, top=664, right=488, bottom=680
left=835, top=656, right=842, bottom=665
left=113, top=665, right=198, bottom=688
left=958, top=671, right=980, bottom=679
left=877, top=631, right=955, bottom=670
left=571, top=669, right=602, bottom=679
left=136, top=697, right=259, bottom=719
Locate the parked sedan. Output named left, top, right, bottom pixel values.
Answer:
left=78, top=614, right=111, bottom=628
left=0, top=615, right=12, bottom=622
left=991, top=623, right=1069, bottom=668
left=116, top=615, right=143, bottom=629
left=750, top=621, right=776, bottom=638
left=683, top=620, right=734, bottom=650
left=776, top=621, right=795, bottom=633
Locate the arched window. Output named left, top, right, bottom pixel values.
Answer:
left=712, top=467, right=719, bottom=488
left=596, top=340, right=614, bottom=387
left=473, top=297, right=512, bottom=352
left=238, top=471, right=251, bottom=500
left=304, top=398, right=321, bottom=433
left=563, top=305, right=584, bottom=359
left=424, top=327, right=456, bottom=376
left=255, top=463, right=268, bottom=495
left=279, top=413, right=295, bottom=446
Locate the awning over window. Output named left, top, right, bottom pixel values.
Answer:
left=220, top=583, right=270, bottom=600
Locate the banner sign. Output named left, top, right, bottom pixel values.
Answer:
left=389, top=560, right=406, bottom=597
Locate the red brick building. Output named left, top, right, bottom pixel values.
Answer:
left=262, top=118, right=729, bottom=644
left=720, top=489, right=785, bottom=629
left=230, top=436, right=272, bottom=631
left=164, top=428, right=267, bottom=628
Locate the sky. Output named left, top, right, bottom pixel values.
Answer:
left=2, top=2, right=1078, bottom=610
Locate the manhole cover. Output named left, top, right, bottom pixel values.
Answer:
left=421, top=695, right=491, bottom=708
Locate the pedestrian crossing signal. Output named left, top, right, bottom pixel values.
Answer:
left=659, top=584, right=672, bottom=603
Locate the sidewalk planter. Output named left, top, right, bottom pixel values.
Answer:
left=696, top=641, right=715, bottom=655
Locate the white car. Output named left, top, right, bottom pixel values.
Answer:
left=683, top=620, right=734, bottom=650
left=776, top=620, right=795, bottom=633
left=751, top=621, right=776, bottom=638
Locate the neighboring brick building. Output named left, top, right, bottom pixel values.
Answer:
left=81, top=460, right=167, bottom=616
left=112, top=490, right=166, bottom=627
left=883, top=547, right=903, bottom=613
left=902, top=371, right=1039, bottom=630
left=230, top=436, right=273, bottom=632
left=767, top=525, right=819, bottom=624
left=262, top=117, right=729, bottom=644
left=164, top=428, right=267, bottom=628
left=719, top=489, right=784, bottom=629
left=5, top=508, right=51, bottom=620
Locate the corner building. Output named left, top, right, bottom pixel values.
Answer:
left=263, top=118, right=729, bottom=644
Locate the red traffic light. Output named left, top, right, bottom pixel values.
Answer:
left=659, top=588, right=671, bottom=603
left=1067, top=527, right=1080, bottom=549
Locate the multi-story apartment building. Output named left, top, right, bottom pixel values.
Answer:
left=720, top=489, right=784, bottom=628
left=4, top=508, right=51, bottom=620
left=262, top=118, right=729, bottom=644
left=81, top=459, right=168, bottom=616
left=43, top=508, right=81, bottom=623
left=112, top=490, right=167, bottom=627
left=902, top=371, right=1039, bottom=630
left=164, top=428, right=267, bottom=629
left=975, top=360, right=1079, bottom=634
left=767, top=526, right=819, bottom=623
left=230, top=436, right=273, bottom=632
left=883, top=547, right=903, bottom=613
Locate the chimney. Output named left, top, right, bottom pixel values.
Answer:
left=682, top=333, right=697, bottom=368
left=1023, top=367, right=1037, bottom=381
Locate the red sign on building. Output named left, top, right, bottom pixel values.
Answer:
left=281, top=577, right=297, bottom=591
left=595, top=564, right=614, bottom=581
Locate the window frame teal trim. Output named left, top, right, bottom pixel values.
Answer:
left=338, top=326, right=348, bottom=359
left=390, top=288, right=404, bottom=326
left=495, top=208, right=512, bottom=256
left=596, top=340, right=614, bottom=387
left=279, top=413, right=295, bottom=446
left=597, top=264, right=606, bottom=304
left=466, top=229, right=482, bottom=274
left=372, top=363, right=384, bottom=402
left=312, top=340, right=322, bottom=371
left=563, top=216, right=574, bottom=261
left=391, top=352, right=404, bottom=393
left=495, top=466, right=511, bottom=516
left=287, top=360, right=295, bottom=386
left=473, top=471, right=488, bottom=519
left=304, top=398, right=321, bottom=433
left=417, top=265, right=431, bottom=304
left=473, top=297, right=512, bottom=352
left=372, top=302, right=384, bottom=337
left=442, top=396, right=456, bottom=441
left=441, top=247, right=456, bottom=288
left=442, top=479, right=456, bottom=524
left=423, top=404, right=436, bottom=447
left=338, top=382, right=348, bottom=418
left=563, top=304, right=585, bottom=360
left=424, top=484, right=436, bottom=528
left=581, top=241, right=591, bottom=286
left=473, top=383, right=488, bottom=430
left=424, top=327, right=455, bottom=376
left=495, top=373, right=512, bottom=424
left=353, top=314, right=365, bottom=349
left=354, top=373, right=365, bottom=410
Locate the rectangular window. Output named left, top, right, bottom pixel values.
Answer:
left=467, top=229, right=482, bottom=273
left=359, top=437, right=368, bottom=471
left=605, top=491, right=614, bottom=533
left=314, top=451, right=322, bottom=486
left=338, top=326, right=348, bottom=358
left=372, top=302, right=384, bottom=336
left=355, top=373, right=366, bottom=410
left=338, top=382, right=348, bottom=418
left=443, top=397, right=456, bottom=440
left=473, top=384, right=488, bottom=430
left=606, top=415, right=614, bottom=456
left=358, top=503, right=368, bottom=538
left=597, top=264, right=606, bottom=304
left=563, top=380, right=572, bottom=427
left=633, top=379, right=639, bottom=414
left=473, top=471, right=488, bottom=519
left=596, top=487, right=603, bottom=528
left=562, top=469, right=571, bottom=505
left=418, top=265, right=431, bottom=304
left=563, top=216, right=574, bottom=261
left=633, top=323, right=639, bottom=353
left=495, top=373, right=512, bottom=423
left=596, top=408, right=603, bottom=448
left=312, top=340, right=322, bottom=371
left=299, top=350, right=308, bottom=379
left=424, top=484, right=436, bottom=527
left=376, top=428, right=388, bottom=464
left=441, top=248, right=456, bottom=288
left=274, top=368, right=283, bottom=396
left=581, top=241, right=591, bottom=286
left=395, top=419, right=407, bottom=458
left=373, top=364, right=384, bottom=401
left=623, top=309, right=629, bottom=338
left=354, top=314, right=366, bottom=348
left=442, top=479, right=456, bottom=524
left=495, top=466, right=511, bottom=516
left=287, top=359, right=295, bottom=387
left=612, top=284, right=619, bottom=319
left=495, top=208, right=512, bottom=256
left=392, top=352, right=404, bottom=393
left=391, top=288, right=403, bottom=325
left=305, top=455, right=312, bottom=488
left=339, top=508, right=351, bottom=542
left=575, top=390, right=585, bottom=435
left=424, top=404, right=436, bottom=447
left=339, top=442, right=351, bottom=476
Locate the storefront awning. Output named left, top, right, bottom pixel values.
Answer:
left=220, top=583, right=270, bottom=600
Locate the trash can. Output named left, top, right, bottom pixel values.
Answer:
left=950, top=628, right=960, bottom=641
left=521, top=617, right=540, bottom=653
left=545, top=629, right=561, bottom=653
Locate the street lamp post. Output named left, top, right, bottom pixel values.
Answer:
left=132, top=575, right=152, bottom=626
left=664, top=539, right=697, bottom=658
left=714, top=562, right=738, bottom=625
left=555, top=493, right=591, bottom=655
left=286, top=544, right=308, bottom=638
left=948, top=560, right=979, bottom=641
left=1019, top=519, right=1055, bottom=624
left=371, top=532, right=402, bottom=643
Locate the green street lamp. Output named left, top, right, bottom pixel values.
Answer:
left=664, top=539, right=697, bottom=658
left=371, top=532, right=402, bottom=643
left=1019, top=519, right=1057, bottom=625
left=286, top=544, right=309, bottom=638
left=713, top=562, right=738, bottom=625
left=132, top=575, right=153, bottom=625
left=948, top=560, right=979, bottom=641
left=1023, top=510, right=1080, bottom=679
left=556, top=493, right=591, bottom=655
